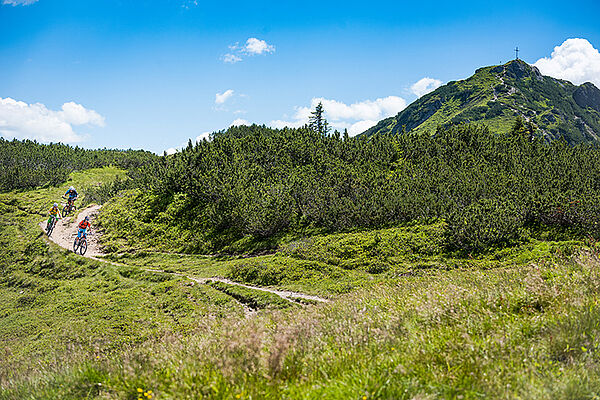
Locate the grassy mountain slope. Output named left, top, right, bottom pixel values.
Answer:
left=364, top=60, right=600, bottom=144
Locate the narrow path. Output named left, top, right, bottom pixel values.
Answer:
left=190, top=277, right=328, bottom=303
left=41, top=204, right=103, bottom=256
left=40, top=206, right=329, bottom=305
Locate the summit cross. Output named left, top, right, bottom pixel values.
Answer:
left=515, top=47, right=519, bottom=60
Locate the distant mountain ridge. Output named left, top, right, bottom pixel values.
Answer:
left=364, top=60, right=600, bottom=144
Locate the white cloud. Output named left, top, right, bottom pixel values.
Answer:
left=309, top=97, right=407, bottom=121
left=181, top=0, right=198, bottom=9
left=222, top=53, right=242, bottom=64
left=347, top=120, right=379, bottom=136
left=269, top=119, right=304, bottom=130
left=0, top=97, right=105, bottom=143
left=244, top=38, right=275, bottom=55
left=222, top=37, right=275, bottom=63
left=2, top=0, right=38, bottom=5
left=534, top=38, right=600, bottom=88
left=60, top=102, right=105, bottom=126
left=410, top=77, right=443, bottom=97
left=163, top=131, right=212, bottom=155
left=215, top=89, right=235, bottom=104
left=230, top=118, right=249, bottom=126
left=269, top=95, right=407, bottom=136
left=195, top=131, right=212, bottom=142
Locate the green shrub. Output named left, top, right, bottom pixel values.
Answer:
left=81, top=176, right=132, bottom=205
left=445, top=198, right=523, bottom=252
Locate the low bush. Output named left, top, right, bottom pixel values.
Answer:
left=445, top=197, right=523, bottom=252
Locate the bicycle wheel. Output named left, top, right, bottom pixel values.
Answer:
left=46, top=220, right=54, bottom=236
left=63, top=205, right=70, bottom=216
left=73, top=238, right=79, bottom=253
left=79, top=239, right=87, bottom=255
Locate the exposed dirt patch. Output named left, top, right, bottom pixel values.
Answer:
left=190, top=276, right=329, bottom=304
left=41, top=204, right=103, bottom=257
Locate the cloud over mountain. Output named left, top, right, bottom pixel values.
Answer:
left=411, top=77, right=443, bottom=97
left=534, top=38, right=600, bottom=88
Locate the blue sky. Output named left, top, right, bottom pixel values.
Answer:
left=1, top=0, right=600, bottom=153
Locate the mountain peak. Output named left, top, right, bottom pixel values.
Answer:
left=363, top=60, right=600, bottom=144
left=488, top=59, right=543, bottom=81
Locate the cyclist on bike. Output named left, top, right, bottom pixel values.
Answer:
left=63, top=186, right=78, bottom=205
left=47, top=202, right=62, bottom=226
left=77, top=216, right=91, bottom=240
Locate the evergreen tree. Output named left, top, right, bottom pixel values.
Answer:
left=308, top=102, right=330, bottom=135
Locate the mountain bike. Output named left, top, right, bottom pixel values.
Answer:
left=73, top=232, right=89, bottom=255
left=46, top=216, right=59, bottom=236
left=62, top=198, right=77, bottom=216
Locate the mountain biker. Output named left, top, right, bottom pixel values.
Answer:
left=63, top=186, right=78, bottom=206
left=47, top=202, right=62, bottom=226
left=77, top=216, right=91, bottom=240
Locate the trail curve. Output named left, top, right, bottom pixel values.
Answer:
left=41, top=204, right=103, bottom=257
left=40, top=206, right=329, bottom=305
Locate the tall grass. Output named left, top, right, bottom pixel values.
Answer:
left=3, top=253, right=600, bottom=399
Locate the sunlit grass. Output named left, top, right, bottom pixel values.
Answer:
left=4, top=253, right=600, bottom=399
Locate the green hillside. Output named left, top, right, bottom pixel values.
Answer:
left=364, top=60, right=600, bottom=144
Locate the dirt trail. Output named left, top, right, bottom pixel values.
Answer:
left=190, top=277, right=328, bottom=303
left=41, top=204, right=103, bottom=257
left=41, top=207, right=329, bottom=305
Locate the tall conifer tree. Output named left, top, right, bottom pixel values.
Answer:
left=309, top=102, right=330, bottom=135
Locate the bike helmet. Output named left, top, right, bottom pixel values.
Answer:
left=69, top=186, right=75, bottom=191
left=84, top=216, right=89, bottom=221
left=53, top=202, right=58, bottom=207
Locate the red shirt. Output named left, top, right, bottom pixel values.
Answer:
left=79, top=220, right=91, bottom=230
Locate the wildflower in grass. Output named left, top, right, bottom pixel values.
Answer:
left=137, top=388, right=144, bottom=393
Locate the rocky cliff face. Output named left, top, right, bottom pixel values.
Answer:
left=573, top=82, right=600, bottom=113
